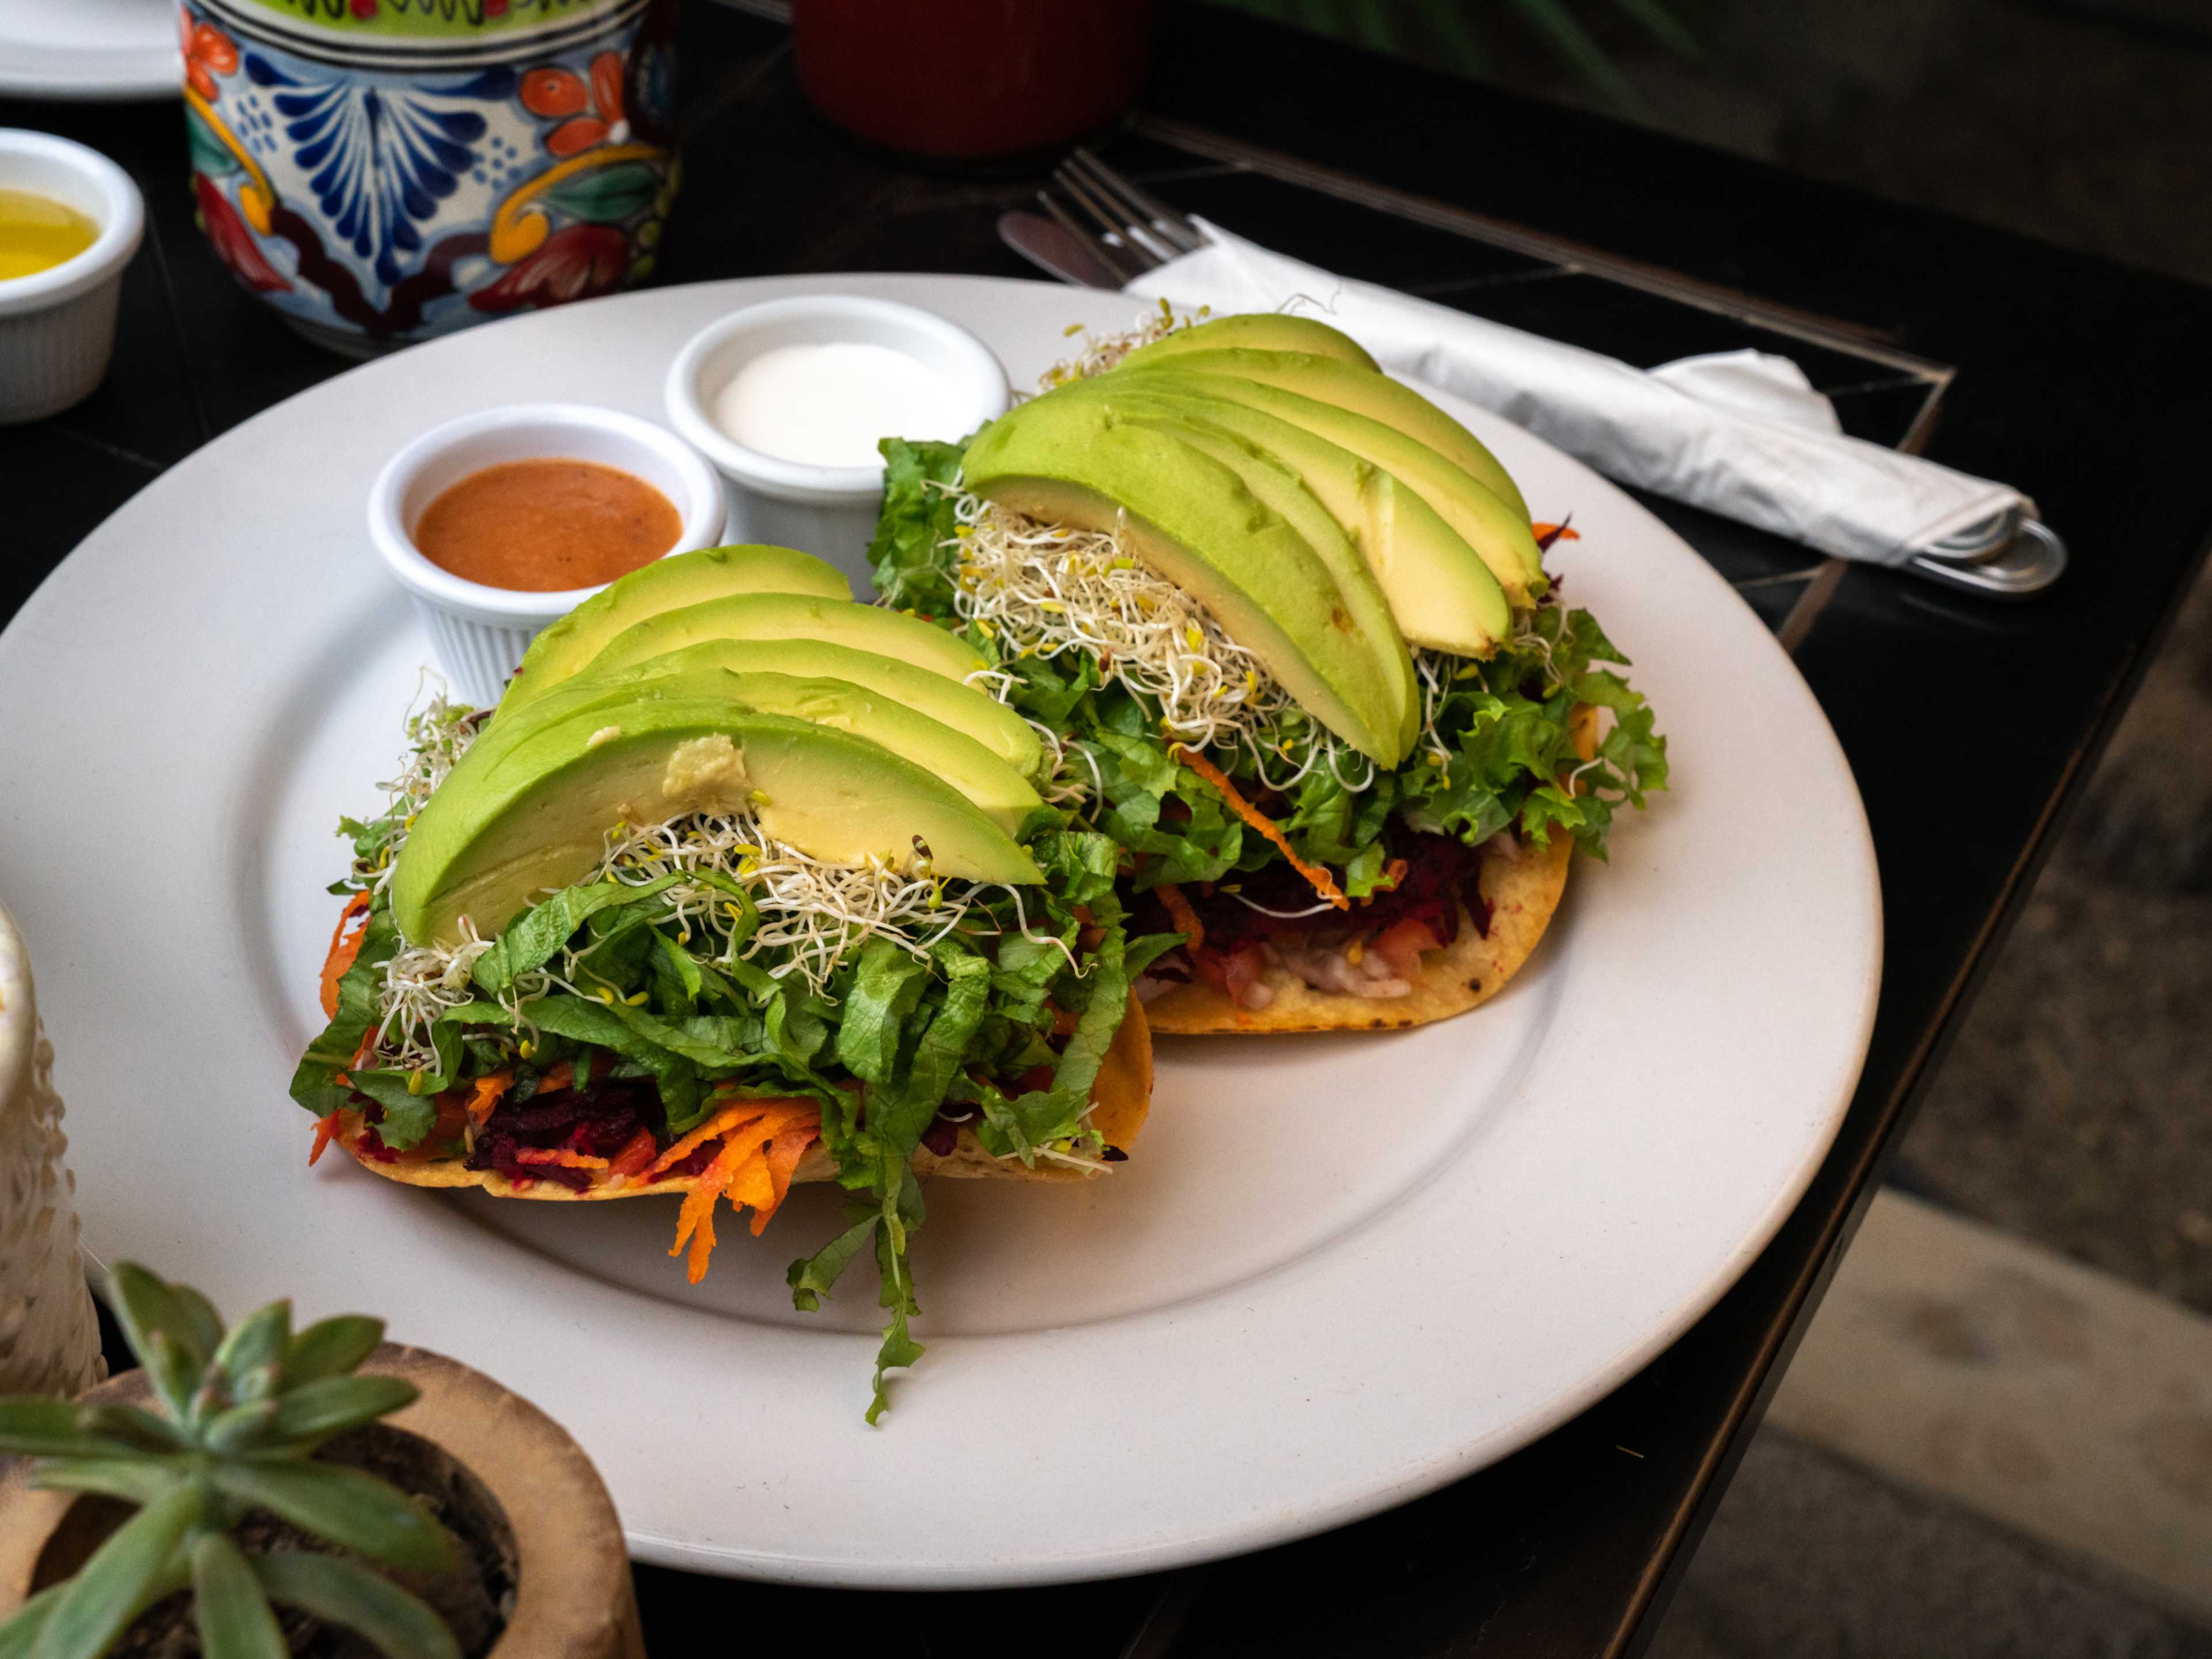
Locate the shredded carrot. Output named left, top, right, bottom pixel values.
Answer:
left=533, top=1061, right=574, bottom=1095
left=319, top=892, right=373, bottom=1018
left=308, top=1112, right=343, bottom=1167
left=608, top=1128, right=658, bottom=1179
left=1170, top=745, right=1349, bottom=910
left=663, top=1101, right=823, bottom=1281
left=644, top=1098, right=782, bottom=1179
left=464, top=1071, right=513, bottom=1126
left=1154, top=882, right=1205, bottom=953
left=513, top=1147, right=609, bottom=1170
left=755, top=1124, right=818, bottom=1235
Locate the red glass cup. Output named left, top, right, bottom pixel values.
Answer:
left=793, top=0, right=1154, bottom=161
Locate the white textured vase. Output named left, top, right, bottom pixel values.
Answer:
left=0, top=903, right=103, bottom=1397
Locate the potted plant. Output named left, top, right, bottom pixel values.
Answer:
left=0, top=1266, right=643, bottom=1658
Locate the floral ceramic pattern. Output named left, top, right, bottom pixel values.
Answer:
left=180, top=0, right=676, bottom=350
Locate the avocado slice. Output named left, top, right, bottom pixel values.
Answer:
left=1093, top=403, right=1418, bottom=757
left=1112, top=368, right=1545, bottom=606
left=961, top=389, right=1415, bottom=766
left=1110, top=347, right=1532, bottom=525
left=577, top=638, right=1042, bottom=778
left=575, top=592, right=987, bottom=688
left=393, top=700, right=1040, bottom=946
left=498, top=545, right=853, bottom=715
left=1115, top=313, right=1378, bottom=374
left=450, top=659, right=1043, bottom=828
left=1054, top=380, right=1512, bottom=658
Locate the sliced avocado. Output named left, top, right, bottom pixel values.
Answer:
left=498, top=545, right=853, bottom=715
left=1112, top=368, right=1545, bottom=606
left=1112, top=348, right=1532, bottom=525
left=961, top=390, right=1414, bottom=766
left=1057, top=381, right=1511, bottom=657
left=393, top=701, right=1039, bottom=946
left=450, top=658, right=1043, bottom=828
left=576, top=592, right=987, bottom=687
left=1093, top=402, right=1418, bottom=757
left=1115, top=313, right=1378, bottom=374
left=582, top=638, right=1041, bottom=778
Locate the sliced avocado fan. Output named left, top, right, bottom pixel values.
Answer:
left=393, top=701, right=1040, bottom=948
left=1115, top=312, right=1379, bottom=373
left=498, top=545, right=852, bottom=716
left=576, top=591, right=987, bottom=687
left=1113, top=369, right=1544, bottom=605
left=1108, top=347, right=1532, bottom=526
left=1052, top=378, right=1512, bottom=659
left=961, top=386, right=1416, bottom=767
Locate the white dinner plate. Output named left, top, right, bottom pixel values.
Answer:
left=0, top=274, right=1878, bottom=1587
left=0, top=0, right=179, bottom=101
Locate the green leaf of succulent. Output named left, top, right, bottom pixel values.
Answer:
left=202, top=1399, right=281, bottom=1455
left=107, top=1266, right=215, bottom=1416
left=73, top=1404, right=187, bottom=1453
left=0, top=1400, right=139, bottom=1459
left=31, top=1456, right=192, bottom=1508
left=190, top=1532, right=287, bottom=1659
left=210, top=1463, right=456, bottom=1577
left=35, top=1483, right=202, bottom=1659
left=211, top=1301, right=292, bottom=1396
left=251, top=1551, right=463, bottom=1659
left=283, top=1316, right=384, bottom=1388
left=167, top=1286, right=227, bottom=1372
left=0, top=1582, right=63, bottom=1659
left=261, top=1376, right=419, bottom=1449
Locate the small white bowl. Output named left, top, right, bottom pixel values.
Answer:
left=368, top=403, right=727, bottom=709
left=663, top=296, right=1010, bottom=591
left=0, top=130, right=144, bottom=425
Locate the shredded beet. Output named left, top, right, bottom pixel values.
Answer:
left=646, top=1143, right=720, bottom=1184
left=466, top=1074, right=662, bottom=1190
left=920, top=1118, right=960, bottom=1157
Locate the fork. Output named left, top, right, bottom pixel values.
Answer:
left=1037, top=148, right=1211, bottom=283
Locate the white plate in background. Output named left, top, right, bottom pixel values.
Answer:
left=0, top=0, right=179, bottom=101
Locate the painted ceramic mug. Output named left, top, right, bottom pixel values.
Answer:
left=179, top=0, right=678, bottom=355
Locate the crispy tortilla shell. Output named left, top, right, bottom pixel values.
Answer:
left=335, top=991, right=1153, bottom=1199
left=1144, top=704, right=1597, bottom=1036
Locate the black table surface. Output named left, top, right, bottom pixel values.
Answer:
left=10, top=5, right=2212, bottom=1654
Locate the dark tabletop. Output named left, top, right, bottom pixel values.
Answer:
left=14, top=3, right=2212, bottom=1654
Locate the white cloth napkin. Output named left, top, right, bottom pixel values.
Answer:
left=1124, top=219, right=2033, bottom=567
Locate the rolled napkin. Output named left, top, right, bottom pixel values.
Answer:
left=1125, top=218, right=2034, bottom=569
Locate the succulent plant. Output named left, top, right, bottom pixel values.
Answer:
left=0, top=1264, right=463, bottom=1659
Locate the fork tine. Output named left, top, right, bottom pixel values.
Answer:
left=1057, top=158, right=1194, bottom=266
left=1068, top=149, right=1209, bottom=255
left=1056, top=154, right=1185, bottom=264
left=1053, top=167, right=1168, bottom=272
left=1037, top=190, right=1137, bottom=286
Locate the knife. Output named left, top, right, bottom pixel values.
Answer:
left=998, top=209, right=1126, bottom=290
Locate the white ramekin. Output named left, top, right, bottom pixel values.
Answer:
left=368, top=403, right=728, bottom=709
left=663, top=296, right=1010, bottom=592
left=0, top=130, right=145, bottom=425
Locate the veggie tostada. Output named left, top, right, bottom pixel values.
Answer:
left=869, top=311, right=1666, bottom=1031
left=294, top=546, right=1167, bottom=1418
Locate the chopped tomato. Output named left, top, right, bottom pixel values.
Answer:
left=1373, top=916, right=1444, bottom=980
left=1193, top=942, right=1264, bottom=1005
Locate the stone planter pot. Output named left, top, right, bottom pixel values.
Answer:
left=179, top=0, right=680, bottom=355
left=0, top=1344, right=645, bottom=1658
left=0, top=902, right=102, bottom=1400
